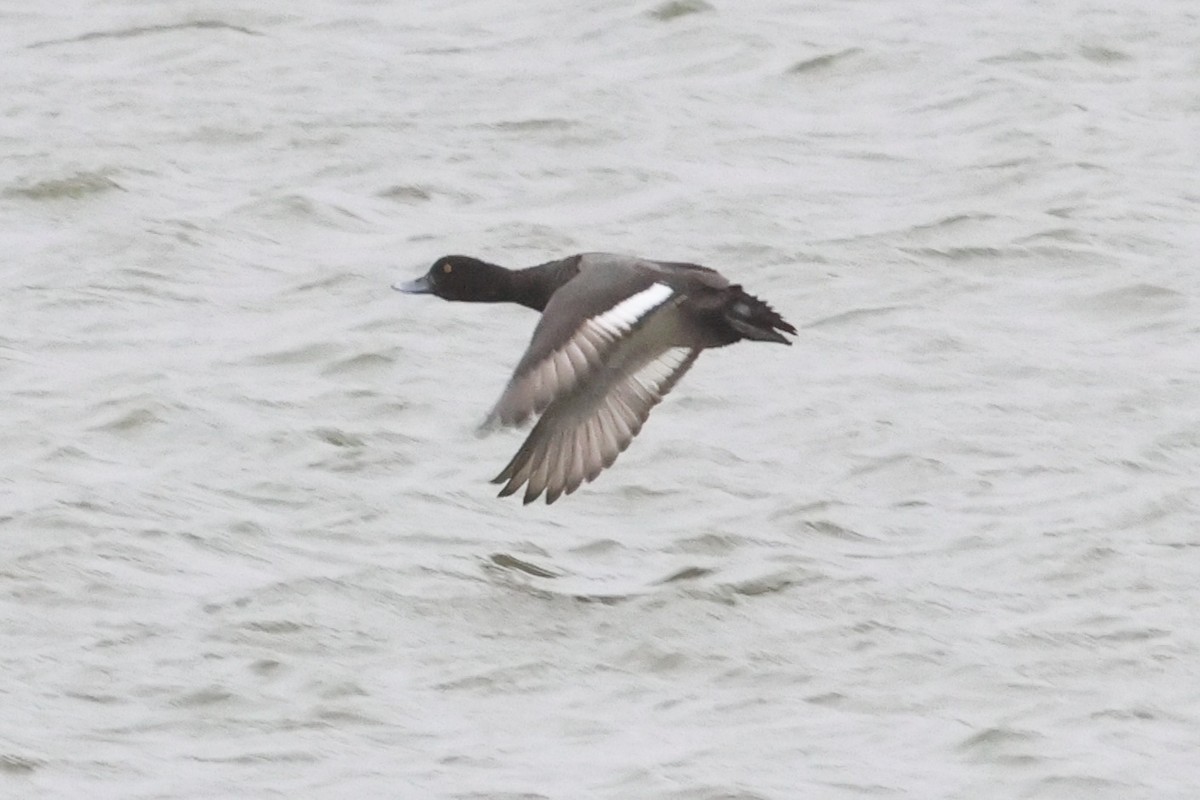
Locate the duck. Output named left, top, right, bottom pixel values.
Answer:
left=395, top=252, right=796, bottom=505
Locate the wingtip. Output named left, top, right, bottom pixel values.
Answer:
left=492, top=474, right=566, bottom=505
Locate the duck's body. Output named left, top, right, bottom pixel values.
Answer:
left=396, top=253, right=795, bottom=504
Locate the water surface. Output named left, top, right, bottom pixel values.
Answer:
left=3, top=1, right=1199, bottom=797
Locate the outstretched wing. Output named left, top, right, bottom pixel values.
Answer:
left=483, top=266, right=678, bottom=429
left=492, top=345, right=700, bottom=504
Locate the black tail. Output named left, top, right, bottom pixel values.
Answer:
left=725, top=287, right=796, bottom=345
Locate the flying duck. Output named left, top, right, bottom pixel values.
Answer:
left=396, top=252, right=795, bottom=504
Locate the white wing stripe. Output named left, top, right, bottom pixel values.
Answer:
left=486, top=283, right=681, bottom=431
left=589, top=282, right=674, bottom=334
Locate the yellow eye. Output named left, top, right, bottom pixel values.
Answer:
left=443, top=263, right=453, bottom=273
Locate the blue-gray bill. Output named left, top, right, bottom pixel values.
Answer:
left=393, top=275, right=433, bottom=294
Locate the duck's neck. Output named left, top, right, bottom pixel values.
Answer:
left=506, top=256, right=582, bottom=312
left=454, top=260, right=547, bottom=310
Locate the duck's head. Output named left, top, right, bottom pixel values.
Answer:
left=394, top=255, right=506, bottom=302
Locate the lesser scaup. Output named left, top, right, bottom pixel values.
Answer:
left=396, top=252, right=795, bottom=504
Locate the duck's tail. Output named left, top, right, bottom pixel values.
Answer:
left=725, top=287, right=797, bottom=345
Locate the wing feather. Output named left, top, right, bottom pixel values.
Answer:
left=491, top=345, right=701, bottom=504
left=484, top=280, right=677, bottom=428
left=483, top=264, right=707, bottom=503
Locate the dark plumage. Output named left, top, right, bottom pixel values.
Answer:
left=395, top=252, right=795, bottom=504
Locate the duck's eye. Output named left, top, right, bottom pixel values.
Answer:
left=442, top=263, right=453, bottom=274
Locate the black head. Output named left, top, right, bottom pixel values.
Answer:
left=394, top=255, right=508, bottom=302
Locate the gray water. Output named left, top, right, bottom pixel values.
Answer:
left=4, top=1, right=1200, bottom=798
